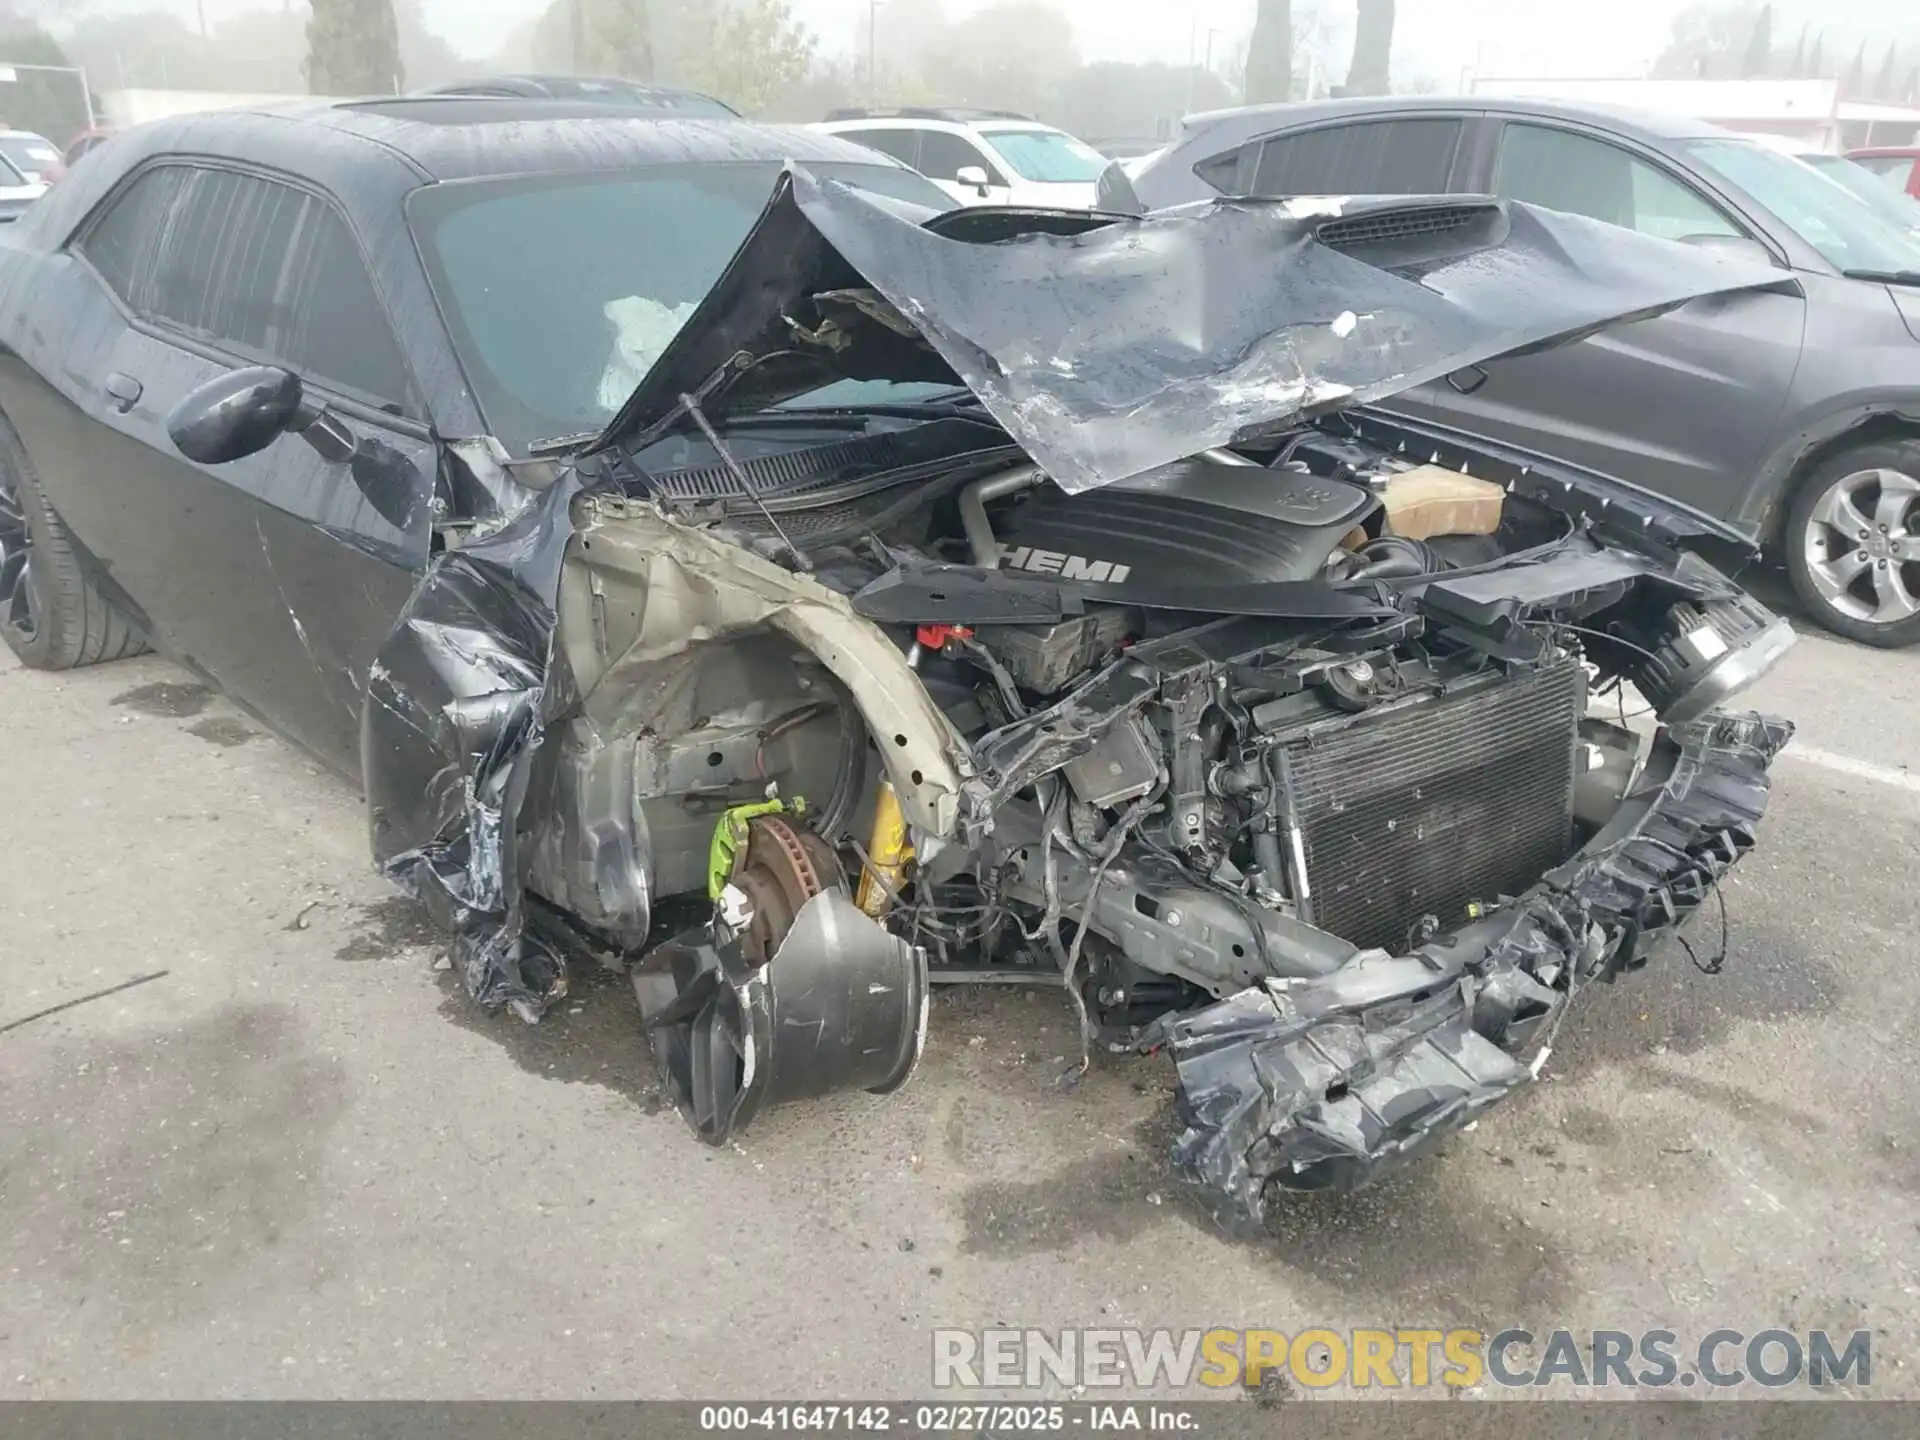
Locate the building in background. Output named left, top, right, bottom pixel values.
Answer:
left=1469, top=76, right=1920, bottom=152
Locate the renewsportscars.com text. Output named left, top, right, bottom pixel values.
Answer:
left=931, top=1327, right=1873, bottom=1391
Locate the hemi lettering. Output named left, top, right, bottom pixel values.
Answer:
left=1024, top=548, right=1066, bottom=574
left=1060, top=556, right=1132, bottom=584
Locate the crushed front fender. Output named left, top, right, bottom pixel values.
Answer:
left=1162, top=710, right=1793, bottom=1233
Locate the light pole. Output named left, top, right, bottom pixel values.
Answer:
left=1185, top=5, right=1200, bottom=113
left=1184, top=7, right=1225, bottom=114
left=0, top=61, right=96, bottom=130
left=868, top=0, right=886, bottom=105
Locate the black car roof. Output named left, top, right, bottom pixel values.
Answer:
left=122, top=99, right=891, bottom=183
left=429, top=73, right=711, bottom=97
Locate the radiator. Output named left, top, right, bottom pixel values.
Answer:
left=1274, top=656, right=1584, bottom=953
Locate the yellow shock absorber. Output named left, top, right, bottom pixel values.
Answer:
left=854, top=780, right=913, bottom=918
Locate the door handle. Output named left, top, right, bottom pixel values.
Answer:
left=104, top=372, right=143, bottom=413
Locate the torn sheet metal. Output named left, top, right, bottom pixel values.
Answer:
left=362, top=466, right=593, bottom=1021
left=362, top=465, right=976, bottom=1022
left=555, top=495, right=972, bottom=839
left=1162, top=710, right=1793, bottom=1233
left=596, top=170, right=1784, bottom=495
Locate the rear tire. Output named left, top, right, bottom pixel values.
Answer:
left=0, top=411, right=149, bottom=670
left=1783, top=438, right=1920, bottom=650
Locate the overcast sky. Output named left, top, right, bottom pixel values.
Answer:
left=60, top=0, right=1920, bottom=87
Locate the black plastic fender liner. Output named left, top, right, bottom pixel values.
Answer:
left=634, top=889, right=930, bottom=1144
left=1161, top=709, right=1793, bottom=1233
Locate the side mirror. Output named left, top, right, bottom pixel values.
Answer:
left=167, top=364, right=358, bottom=466
left=955, top=164, right=992, bottom=197
left=1095, top=159, right=1145, bottom=215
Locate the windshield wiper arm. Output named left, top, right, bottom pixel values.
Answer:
left=720, top=397, right=996, bottom=428
left=1842, top=267, right=1920, bottom=286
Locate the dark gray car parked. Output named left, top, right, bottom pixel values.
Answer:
left=1117, top=97, right=1920, bottom=647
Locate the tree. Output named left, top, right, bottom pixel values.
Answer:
left=1053, top=60, right=1232, bottom=143
left=1242, top=0, right=1291, bottom=104
left=1905, top=64, right=1920, bottom=104
left=756, top=53, right=860, bottom=122
left=306, top=0, right=402, bottom=94
left=1290, top=0, right=1348, bottom=99
left=1841, top=38, right=1864, bottom=96
left=213, top=9, right=311, bottom=90
left=930, top=1, right=1079, bottom=118
left=60, top=10, right=220, bottom=90
left=674, top=0, right=811, bottom=114
left=1787, top=22, right=1806, bottom=77
left=576, top=0, right=654, bottom=78
left=1740, top=3, right=1771, bottom=78
left=1651, top=1, right=1764, bottom=80
left=398, top=0, right=479, bottom=89
left=1343, top=0, right=1393, bottom=95
left=856, top=0, right=948, bottom=99
left=1873, top=41, right=1898, bottom=100
left=1808, top=33, right=1824, bottom=76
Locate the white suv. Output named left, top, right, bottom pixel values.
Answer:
left=813, top=108, right=1107, bottom=209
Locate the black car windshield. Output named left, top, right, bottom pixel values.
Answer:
left=409, top=161, right=958, bottom=453
left=1684, top=138, right=1920, bottom=274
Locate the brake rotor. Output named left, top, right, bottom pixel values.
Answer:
left=732, top=815, right=846, bottom=966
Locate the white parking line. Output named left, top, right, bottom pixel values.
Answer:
left=1781, top=744, right=1920, bottom=794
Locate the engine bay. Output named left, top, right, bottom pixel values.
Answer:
left=487, top=409, right=1798, bottom=1223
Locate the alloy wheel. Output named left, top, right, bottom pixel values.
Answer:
left=1802, top=467, right=1920, bottom=628
left=0, top=456, right=35, bottom=644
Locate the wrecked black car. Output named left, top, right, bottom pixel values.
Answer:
left=0, top=101, right=1796, bottom=1230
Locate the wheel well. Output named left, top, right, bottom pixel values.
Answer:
left=1763, top=413, right=1920, bottom=554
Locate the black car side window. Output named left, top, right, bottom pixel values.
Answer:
left=78, top=165, right=187, bottom=314
left=275, top=193, right=414, bottom=411
left=84, top=163, right=412, bottom=414
left=1496, top=124, right=1742, bottom=242
left=1249, top=119, right=1464, bottom=196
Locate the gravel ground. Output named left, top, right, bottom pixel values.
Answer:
left=2, top=590, right=1917, bottom=1401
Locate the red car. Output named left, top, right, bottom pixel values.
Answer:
left=1846, top=145, right=1920, bottom=199
left=40, top=125, right=114, bottom=185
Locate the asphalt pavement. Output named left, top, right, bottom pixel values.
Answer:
left=2, top=581, right=1917, bottom=1401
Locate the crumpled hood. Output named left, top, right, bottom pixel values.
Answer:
left=593, top=167, right=1786, bottom=495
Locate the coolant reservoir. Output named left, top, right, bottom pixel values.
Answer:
left=1377, top=465, right=1505, bottom=539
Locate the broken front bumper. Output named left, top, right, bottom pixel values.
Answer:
left=1162, top=710, right=1792, bottom=1232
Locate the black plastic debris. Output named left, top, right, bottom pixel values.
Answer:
left=1162, top=711, right=1793, bottom=1233
left=634, top=888, right=928, bottom=1143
